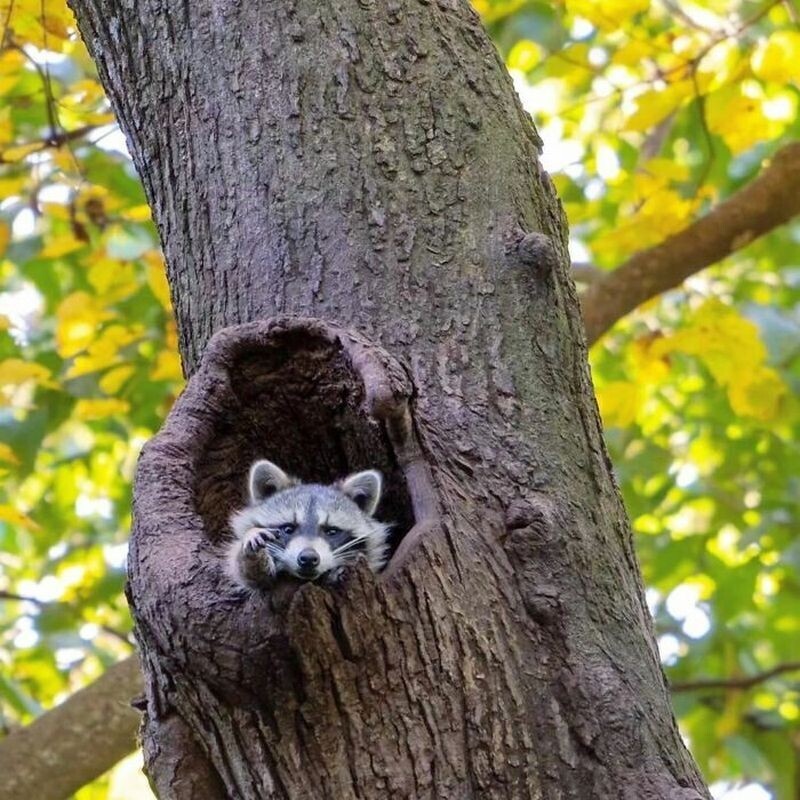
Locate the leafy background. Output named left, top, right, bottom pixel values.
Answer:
left=0, top=0, right=798, bottom=798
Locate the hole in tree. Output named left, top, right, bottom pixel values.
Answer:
left=193, top=330, right=414, bottom=561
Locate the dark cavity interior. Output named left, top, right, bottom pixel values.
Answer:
left=194, top=331, right=414, bottom=557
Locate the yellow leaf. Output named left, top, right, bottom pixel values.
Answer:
left=40, top=234, right=87, bottom=259
left=0, top=49, right=24, bottom=76
left=65, top=324, right=144, bottom=378
left=74, top=398, right=131, bottom=420
left=99, top=365, right=135, bottom=395
left=0, top=142, right=42, bottom=163
left=567, top=0, right=649, bottom=30
left=652, top=300, right=787, bottom=420
left=695, top=39, right=746, bottom=94
left=727, top=367, right=786, bottom=421
left=120, top=204, right=153, bottom=223
left=0, top=358, right=54, bottom=389
left=471, top=0, right=526, bottom=24
left=0, top=109, right=11, bottom=147
left=507, top=40, right=543, bottom=73
left=56, top=292, right=114, bottom=358
left=0, top=504, right=39, bottom=530
left=87, top=256, right=138, bottom=302
left=0, top=442, right=20, bottom=464
left=639, top=158, right=690, bottom=184
left=1, top=0, right=75, bottom=48
left=593, top=188, right=698, bottom=256
left=596, top=381, right=641, bottom=428
left=0, top=358, right=57, bottom=409
left=628, top=335, right=671, bottom=383
left=0, top=175, right=26, bottom=196
left=0, top=50, right=24, bottom=95
left=623, top=82, right=692, bottom=133
left=612, top=40, right=654, bottom=67
left=0, top=221, right=9, bottom=256
left=151, top=349, right=183, bottom=382
left=752, top=31, right=800, bottom=84
left=706, top=84, right=789, bottom=155
left=144, top=251, right=172, bottom=311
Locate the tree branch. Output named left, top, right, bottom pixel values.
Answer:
left=0, top=655, right=142, bottom=800
left=581, top=141, right=800, bottom=346
left=671, top=661, right=800, bottom=693
left=0, top=123, right=101, bottom=163
left=571, top=262, right=605, bottom=284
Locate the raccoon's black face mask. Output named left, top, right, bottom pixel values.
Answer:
left=228, top=460, right=390, bottom=584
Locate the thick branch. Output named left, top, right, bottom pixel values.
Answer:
left=0, top=656, right=141, bottom=800
left=671, top=661, right=800, bottom=693
left=581, top=142, right=800, bottom=345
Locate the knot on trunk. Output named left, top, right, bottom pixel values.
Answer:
left=128, top=317, right=434, bottom=702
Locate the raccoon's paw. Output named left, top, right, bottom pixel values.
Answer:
left=243, top=527, right=275, bottom=554
left=323, top=555, right=369, bottom=586
left=323, top=566, right=348, bottom=585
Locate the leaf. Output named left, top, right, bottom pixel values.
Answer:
left=0, top=359, right=55, bottom=392
left=566, top=0, right=649, bottom=30
left=0, top=142, right=43, bottom=163
left=752, top=31, right=800, bottom=85
left=706, top=84, right=792, bottom=156
left=40, top=235, right=88, bottom=259
left=623, top=82, right=693, bottom=133
left=99, top=365, right=135, bottom=395
left=73, top=398, right=131, bottom=420
left=144, top=251, right=172, bottom=310
left=507, top=40, right=543, bottom=72
left=0, top=503, right=39, bottom=530
left=150, top=349, right=183, bottom=382
left=56, top=292, right=115, bottom=358
left=472, top=0, right=527, bottom=24
left=727, top=367, right=785, bottom=422
left=596, top=380, right=641, bottom=428
left=65, top=324, right=144, bottom=378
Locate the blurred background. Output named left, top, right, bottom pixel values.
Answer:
left=0, top=0, right=798, bottom=797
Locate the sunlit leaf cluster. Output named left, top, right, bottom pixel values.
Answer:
left=0, top=1, right=181, bottom=781
left=0, top=0, right=798, bottom=797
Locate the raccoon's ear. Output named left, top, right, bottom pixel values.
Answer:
left=248, top=460, right=292, bottom=503
left=339, top=470, right=382, bottom=516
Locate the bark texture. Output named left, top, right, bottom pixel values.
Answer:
left=67, top=0, right=710, bottom=797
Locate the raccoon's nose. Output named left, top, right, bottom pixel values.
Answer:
left=297, top=548, right=320, bottom=575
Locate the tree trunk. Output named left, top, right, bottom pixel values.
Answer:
left=68, top=1, right=710, bottom=797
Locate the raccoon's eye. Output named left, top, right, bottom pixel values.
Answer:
left=275, top=523, right=295, bottom=537
left=324, top=526, right=343, bottom=538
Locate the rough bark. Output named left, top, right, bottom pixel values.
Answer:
left=0, top=656, right=140, bottom=800
left=67, top=0, right=710, bottom=798
left=581, top=141, right=800, bottom=345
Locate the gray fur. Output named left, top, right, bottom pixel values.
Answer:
left=227, top=465, right=391, bottom=589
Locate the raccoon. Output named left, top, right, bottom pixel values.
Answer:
left=227, top=459, right=391, bottom=589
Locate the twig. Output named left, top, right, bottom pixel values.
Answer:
left=671, top=661, right=800, bottom=693
left=0, top=124, right=99, bottom=163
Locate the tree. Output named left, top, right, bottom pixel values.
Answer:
left=1, top=1, right=798, bottom=798
left=33, top=0, right=715, bottom=797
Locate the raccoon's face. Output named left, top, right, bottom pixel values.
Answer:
left=231, top=461, right=389, bottom=580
